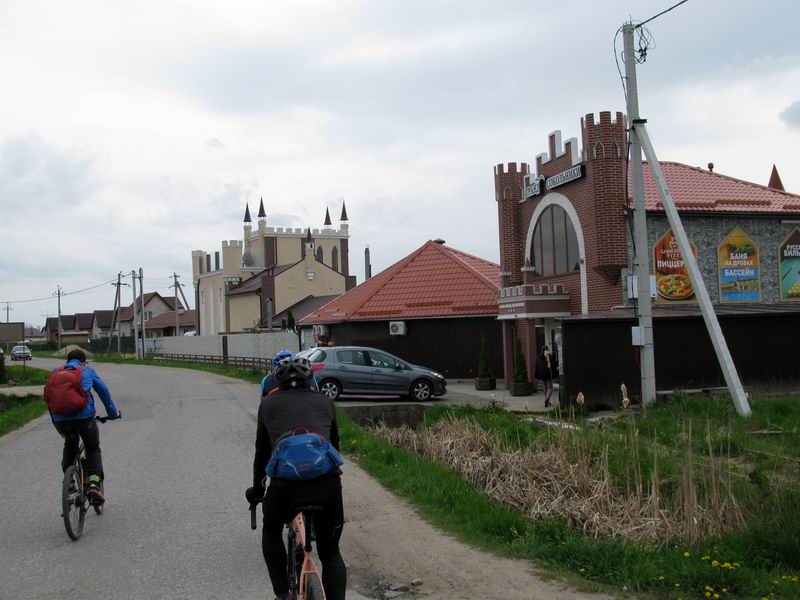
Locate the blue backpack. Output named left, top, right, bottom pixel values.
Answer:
left=266, top=428, right=344, bottom=481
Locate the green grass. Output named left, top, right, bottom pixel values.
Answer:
left=0, top=394, right=47, bottom=436
left=339, top=407, right=800, bottom=599
left=4, top=365, right=51, bottom=386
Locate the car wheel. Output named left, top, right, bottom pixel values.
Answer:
left=410, top=379, right=433, bottom=401
left=319, top=379, right=342, bottom=401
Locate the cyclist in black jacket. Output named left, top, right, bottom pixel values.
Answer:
left=247, top=355, right=346, bottom=600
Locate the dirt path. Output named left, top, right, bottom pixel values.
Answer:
left=341, top=464, right=615, bottom=600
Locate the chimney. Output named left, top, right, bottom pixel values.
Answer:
left=365, top=246, right=372, bottom=280
left=707, top=162, right=714, bottom=172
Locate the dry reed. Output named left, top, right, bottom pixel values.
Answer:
left=374, top=416, right=745, bottom=546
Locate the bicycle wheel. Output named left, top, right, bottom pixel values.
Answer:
left=304, top=572, right=325, bottom=600
left=62, top=465, right=85, bottom=541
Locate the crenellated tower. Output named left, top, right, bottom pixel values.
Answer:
left=582, top=111, right=628, bottom=272
left=494, top=162, right=529, bottom=286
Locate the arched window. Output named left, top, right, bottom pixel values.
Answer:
left=530, top=205, right=580, bottom=277
left=331, top=246, right=339, bottom=272
left=316, top=247, right=323, bottom=263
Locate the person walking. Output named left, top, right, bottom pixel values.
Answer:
left=534, top=345, right=559, bottom=408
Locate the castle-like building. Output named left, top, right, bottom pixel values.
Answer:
left=192, top=199, right=355, bottom=335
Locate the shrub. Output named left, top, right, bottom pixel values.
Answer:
left=0, top=352, right=6, bottom=384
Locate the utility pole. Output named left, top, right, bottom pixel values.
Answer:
left=131, top=270, right=140, bottom=359
left=623, top=23, right=751, bottom=417
left=139, top=268, right=147, bottom=353
left=4, top=303, right=12, bottom=322
left=172, top=273, right=181, bottom=336
left=174, top=277, right=195, bottom=332
left=56, top=285, right=63, bottom=351
left=623, top=23, right=656, bottom=407
left=107, top=274, right=122, bottom=354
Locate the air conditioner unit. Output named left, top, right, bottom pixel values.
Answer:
left=389, top=321, right=407, bottom=336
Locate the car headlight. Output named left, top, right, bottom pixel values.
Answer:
left=428, top=371, right=444, bottom=380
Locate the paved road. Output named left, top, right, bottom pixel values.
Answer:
left=0, top=359, right=372, bottom=600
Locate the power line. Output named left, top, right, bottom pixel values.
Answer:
left=636, top=0, right=690, bottom=28
left=0, top=277, right=119, bottom=304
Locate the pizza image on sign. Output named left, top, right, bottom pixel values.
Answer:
left=779, top=227, right=800, bottom=301
left=653, top=229, right=698, bottom=304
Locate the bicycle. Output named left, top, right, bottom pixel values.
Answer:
left=249, top=497, right=327, bottom=600
left=61, top=414, right=120, bottom=541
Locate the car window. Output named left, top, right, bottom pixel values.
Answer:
left=368, top=351, right=399, bottom=369
left=336, top=350, right=368, bottom=366
left=306, top=349, right=327, bottom=363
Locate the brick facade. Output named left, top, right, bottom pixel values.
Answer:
left=496, top=112, right=630, bottom=384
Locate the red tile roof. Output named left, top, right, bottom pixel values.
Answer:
left=145, top=310, right=197, bottom=328
left=300, top=240, right=500, bottom=325
left=634, top=162, right=800, bottom=214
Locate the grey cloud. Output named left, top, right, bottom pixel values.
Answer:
left=779, top=101, right=800, bottom=128
left=0, top=133, right=101, bottom=210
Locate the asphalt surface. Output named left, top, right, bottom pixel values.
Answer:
left=0, top=358, right=373, bottom=600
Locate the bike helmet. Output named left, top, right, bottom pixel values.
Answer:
left=274, top=355, right=313, bottom=389
left=271, top=350, right=294, bottom=367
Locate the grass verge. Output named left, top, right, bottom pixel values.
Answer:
left=0, top=395, right=47, bottom=437
left=4, top=365, right=51, bottom=386
left=339, top=407, right=800, bottom=599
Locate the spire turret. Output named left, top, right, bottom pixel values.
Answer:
left=258, top=197, right=266, bottom=219
left=340, top=201, right=348, bottom=221
left=768, top=164, right=785, bottom=191
left=243, top=203, right=252, bottom=223
left=324, top=207, right=332, bottom=226
left=306, top=227, right=313, bottom=245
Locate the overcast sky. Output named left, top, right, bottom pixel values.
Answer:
left=2, top=0, right=799, bottom=328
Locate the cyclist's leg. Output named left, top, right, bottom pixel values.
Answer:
left=54, top=420, right=80, bottom=473
left=262, top=485, right=291, bottom=598
left=78, top=419, right=104, bottom=481
left=312, top=477, right=347, bottom=600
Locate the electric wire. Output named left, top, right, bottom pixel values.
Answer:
left=636, top=0, right=690, bottom=28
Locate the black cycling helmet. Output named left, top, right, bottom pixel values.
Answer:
left=66, top=349, right=87, bottom=363
left=274, top=355, right=313, bottom=389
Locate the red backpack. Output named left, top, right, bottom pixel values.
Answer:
left=44, top=366, right=89, bottom=415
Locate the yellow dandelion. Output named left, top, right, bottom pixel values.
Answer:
left=782, top=575, right=789, bottom=580
left=721, top=588, right=727, bottom=593
left=675, top=583, right=681, bottom=587
left=705, top=585, right=713, bottom=591
left=702, top=555, right=711, bottom=561
left=733, top=562, right=741, bottom=569
left=578, top=568, right=585, bottom=574
left=658, top=576, right=665, bottom=581
left=705, top=593, right=711, bottom=598
left=714, top=595, right=719, bottom=599
left=792, top=576, right=798, bottom=582
left=712, top=560, right=720, bottom=567
left=683, top=552, right=690, bottom=558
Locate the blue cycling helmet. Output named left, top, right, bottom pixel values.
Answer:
left=272, top=350, right=294, bottom=367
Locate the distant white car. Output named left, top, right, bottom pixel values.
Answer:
left=184, top=330, right=197, bottom=336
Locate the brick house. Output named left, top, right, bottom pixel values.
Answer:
left=496, top=111, right=800, bottom=388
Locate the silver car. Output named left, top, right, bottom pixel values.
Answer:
left=10, top=345, right=32, bottom=361
left=300, top=346, right=447, bottom=401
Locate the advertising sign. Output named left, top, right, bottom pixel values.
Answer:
left=653, top=229, right=698, bottom=304
left=718, top=226, right=761, bottom=303
left=779, top=227, right=800, bottom=301
left=0, top=322, right=25, bottom=344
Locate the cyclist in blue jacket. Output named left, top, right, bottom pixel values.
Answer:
left=51, top=349, right=119, bottom=505
left=259, top=350, right=319, bottom=398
